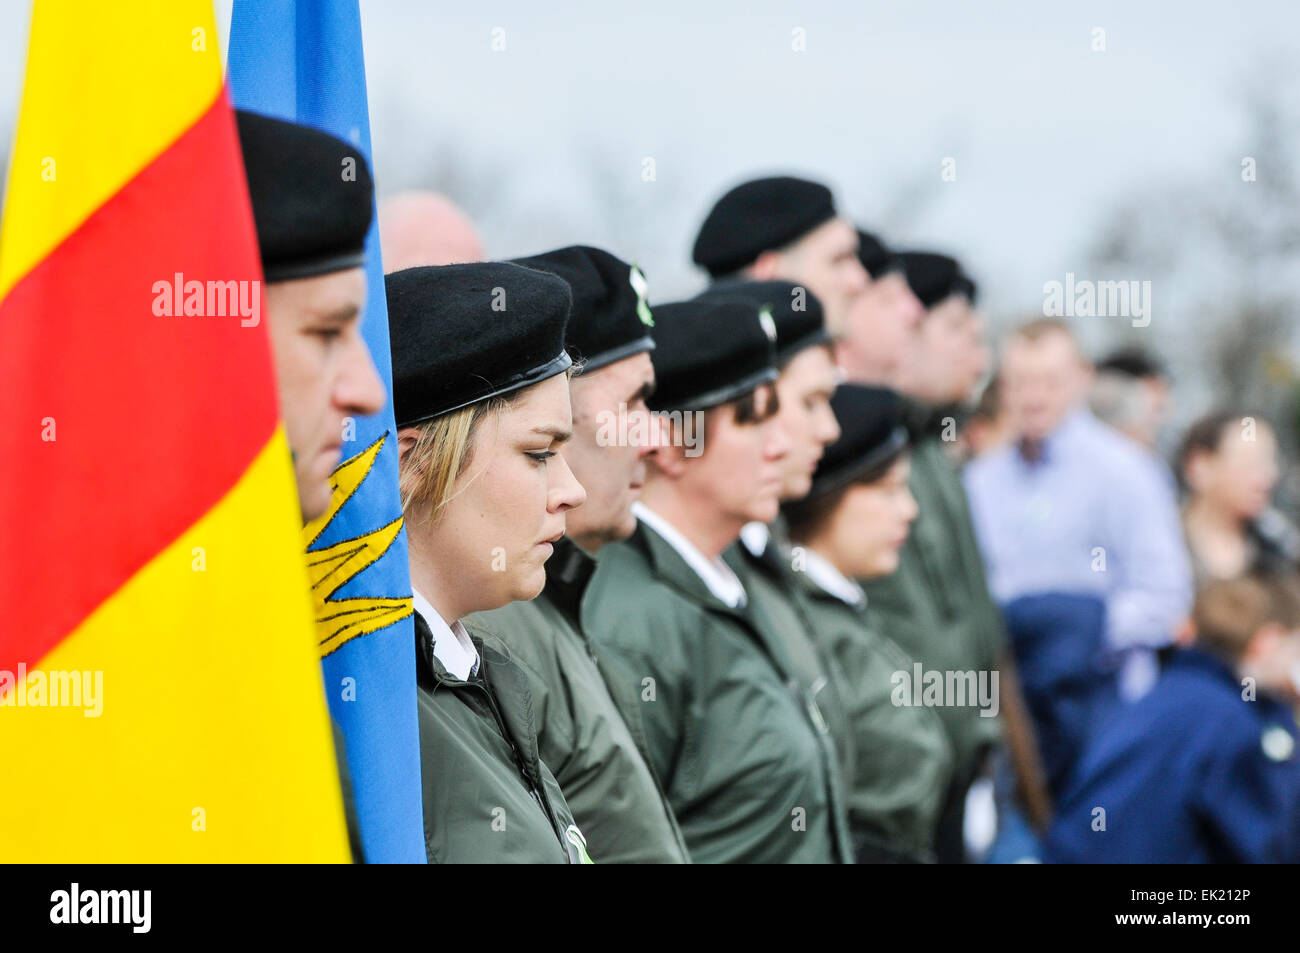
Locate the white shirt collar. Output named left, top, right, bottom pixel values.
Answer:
left=412, top=588, right=480, bottom=680
left=802, top=547, right=866, bottom=607
left=740, top=521, right=770, bottom=558
left=633, top=502, right=747, bottom=609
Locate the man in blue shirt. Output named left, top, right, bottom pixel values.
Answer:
left=1045, top=573, right=1300, bottom=863
left=965, top=319, right=1192, bottom=802
left=965, top=319, right=1192, bottom=703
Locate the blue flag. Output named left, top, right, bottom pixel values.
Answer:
left=228, top=0, right=424, bottom=863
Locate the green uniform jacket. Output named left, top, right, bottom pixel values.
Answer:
left=724, top=531, right=857, bottom=806
left=858, top=406, right=1003, bottom=788
left=415, top=610, right=591, bottom=864
left=790, top=565, right=955, bottom=861
left=465, top=537, right=690, bottom=864
left=586, top=520, right=854, bottom=864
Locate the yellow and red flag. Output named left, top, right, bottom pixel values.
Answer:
left=0, top=1, right=349, bottom=860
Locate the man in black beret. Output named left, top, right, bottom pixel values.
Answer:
left=858, top=249, right=1032, bottom=863
left=893, top=251, right=988, bottom=409
left=235, top=109, right=388, bottom=864
left=691, top=175, right=869, bottom=344
left=235, top=109, right=386, bottom=523
left=462, top=246, right=691, bottom=863
left=837, top=229, right=926, bottom=387
left=584, top=293, right=854, bottom=863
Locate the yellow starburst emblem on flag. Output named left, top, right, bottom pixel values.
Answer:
left=303, top=434, right=413, bottom=657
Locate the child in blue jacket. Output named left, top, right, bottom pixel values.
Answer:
left=1046, top=573, right=1300, bottom=863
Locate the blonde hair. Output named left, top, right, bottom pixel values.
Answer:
left=399, top=396, right=513, bottom=525
left=398, top=369, right=576, bottom=525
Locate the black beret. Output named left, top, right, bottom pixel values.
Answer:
left=856, top=229, right=901, bottom=280
left=805, top=385, right=910, bottom=500
left=235, top=110, right=373, bottom=283
left=699, top=279, right=830, bottom=366
left=896, top=251, right=978, bottom=308
left=692, top=176, right=837, bottom=277
left=509, top=245, right=655, bottom=372
left=647, top=295, right=778, bottom=412
left=387, top=262, right=572, bottom=428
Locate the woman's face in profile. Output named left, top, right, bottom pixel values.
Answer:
left=827, top=454, right=918, bottom=579
left=432, top=374, right=586, bottom=615
left=1197, top=423, right=1279, bottom=521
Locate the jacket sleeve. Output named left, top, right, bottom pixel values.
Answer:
left=585, top=587, right=694, bottom=793
left=1102, top=453, right=1193, bottom=651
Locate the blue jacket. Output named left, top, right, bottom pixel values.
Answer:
left=1002, top=592, right=1118, bottom=798
left=1045, top=647, right=1300, bottom=863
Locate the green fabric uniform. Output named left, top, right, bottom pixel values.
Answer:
left=414, top=610, right=593, bottom=864
left=789, top=562, right=955, bottom=861
left=724, top=529, right=857, bottom=793
left=465, top=537, right=690, bottom=864
left=857, top=404, right=1004, bottom=849
left=586, top=519, right=854, bottom=864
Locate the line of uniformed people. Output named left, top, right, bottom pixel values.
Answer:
left=237, top=110, right=1043, bottom=863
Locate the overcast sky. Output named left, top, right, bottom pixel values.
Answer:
left=1, top=0, right=1296, bottom=343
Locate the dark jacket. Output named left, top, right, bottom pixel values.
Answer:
left=859, top=409, right=1004, bottom=788
left=1002, top=591, right=1118, bottom=799
left=466, top=537, right=690, bottom=863
left=414, top=610, right=591, bottom=863
left=724, top=529, right=858, bottom=783
left=586, top=519, right=854, bottom=863
left=790, top=564, right=955, bottom=862
left=1046, top=647, right=1300, bottom=863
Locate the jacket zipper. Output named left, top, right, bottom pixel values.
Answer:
left=466, top=678, right=568, bottom=858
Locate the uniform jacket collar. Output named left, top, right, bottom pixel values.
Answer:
left=789, top=552, right=869, bottom=615
left=1177, top=646, right=1300, bottom=744
left=628, top=518, right=750, bottom=623
left=733, top=522, right=784, bottom=581
left=903, top=395, right=964, bottom=442
left=542, top=535, right=595, bottom=629
left=414, top=610, right=545, bottom=782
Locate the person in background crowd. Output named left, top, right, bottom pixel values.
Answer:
left=1046, top=573, right=1300, bottom=863
left=783, top=384, right=955, bottom=862
left=378, top=190, right=484, bottom=270
left=691, top=175, right=869, bottom=341
left=1178, top=410, right=1299, bottom=585
left=584, top=295, right=854, bottom=863
left=965, top=319, right=1193, bottom=806
left=464, top=246, right=691, bottom=863
left=960, top=373, right=1013, bottom=462
left=858, top=251, right=1008, bottom=862
left=388, top=261, right=593, bottom=863
left=966, top=318, right=1192, bottom=700
left=1088, top=346, right=1171, bottom=455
